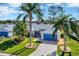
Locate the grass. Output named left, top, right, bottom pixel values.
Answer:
left=0, top=38, right=41, bottom=56
left=57, top=39, right=79, bottom=56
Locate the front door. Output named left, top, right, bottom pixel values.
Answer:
left=34, top=31, right=41, bottom=38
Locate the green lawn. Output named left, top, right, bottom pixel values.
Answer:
left=0, top=38, right=41, bottom=56
left=57, top=39, right=79, bottom=56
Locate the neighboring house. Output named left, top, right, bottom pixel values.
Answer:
left=0, top=24, right=15, bottom=37
left=0, top=22, right=60, bottom=41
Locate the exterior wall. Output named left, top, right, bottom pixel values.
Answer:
left=8, top=32, right=13, bottom=37
left=57, top=30, right=61, bottom=40
left=0, top=24, right=15, bottom=37
left=41, top=32, right=44, bottom=40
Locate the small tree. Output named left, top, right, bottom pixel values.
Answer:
left=13, top=18, right=28, bottom=39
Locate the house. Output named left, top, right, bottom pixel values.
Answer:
left=27, top=21, right=60, bottom=41
left=0, top=24, right=15, bottom=37
left=0, top=22, right=60, bottom=41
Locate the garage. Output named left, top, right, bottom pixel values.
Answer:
left=0, top=32, right=8, bottom=37
left=43, top=34, right=57, bottom=41
left=0, top=31, right=12, bottom=37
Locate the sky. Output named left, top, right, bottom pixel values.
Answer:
left=0, top=3, right=79, bottom=20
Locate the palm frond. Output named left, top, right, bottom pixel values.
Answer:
left=16, top=13, right=25, bottom=20
left=23, top=14, right=28, bottom=23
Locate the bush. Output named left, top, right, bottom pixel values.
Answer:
left=13, top=36, right=25, bottom=44
left=35, top=41, right=41, bottom=43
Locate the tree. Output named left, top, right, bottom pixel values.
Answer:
left=13, top=18, right=28, bottom=38
left=52, top=13, right=79, bottom=52
left=48, top=5, right=63, bottom=20
left=48, top=5, right=79, bottom=53
left=17, top=3, right=43, bottom=46
left=0, top=20, right=14, bottom=24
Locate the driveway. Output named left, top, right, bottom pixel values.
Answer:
left=30, top=41, right=57, bottom=56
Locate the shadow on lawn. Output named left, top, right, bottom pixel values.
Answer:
left=11, top=47, right=27, bottom=55
left=10, top=41, right=41, bottom=56
left=0, top=40, right=16, bottom=51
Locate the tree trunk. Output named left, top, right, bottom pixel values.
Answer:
left=63, top=32, right=67, bottom=51
left=29, top=12, right=32, bottom=46
left=60, top=27, right=67, bottom=51
left=63, top=37, right=66, bottom=51
left=53, top=14, right=54, bottom=20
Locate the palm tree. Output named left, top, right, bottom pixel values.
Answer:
left=52, top=13, right=79, bottom=52
left=17, top=3, right=43, bottom=46
left=48, top=5, right=79, bottom=52
left=13, top=18, right=28, bottom=38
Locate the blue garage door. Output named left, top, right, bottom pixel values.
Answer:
left=44, top=34, right=57, bottom=41
left=0, top=32, right=8, bottom=37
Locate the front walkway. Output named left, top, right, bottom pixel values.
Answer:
left=30, top=41, right=57, bottom=56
